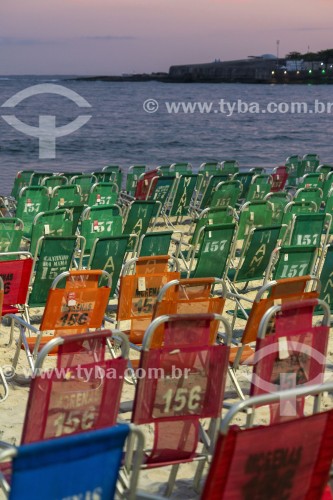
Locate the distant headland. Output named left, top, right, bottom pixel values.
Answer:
left=74, top=49, right=333, bottom=84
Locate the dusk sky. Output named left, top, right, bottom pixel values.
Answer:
left=1, top=0, right=332, bottom=75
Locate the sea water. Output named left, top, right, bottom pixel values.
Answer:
left=0, top=75, right=332, bottom=194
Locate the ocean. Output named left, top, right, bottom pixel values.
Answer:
left=0, top=75, right=332, bottom=194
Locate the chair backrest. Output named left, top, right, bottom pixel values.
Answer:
left=0, top=218, right=23, bottom=256
left=123, top=201, right=161, bottom=251
left=270, top=165, right=289, bottom=192
left=232, top=225, right=282, bottom=283
left=16, top=186, right=50, bottom=236
left=29, top=209, right=73, bottom=256
left=39, top=270, right=111, bottom=335
left=288, top=213, right=329, bottom=247
left=138, top=231, right=173, bottom=257
left=88, top=235, right=131, bottom=295
left=153, top=278, right=227, bottom=341
left=246, top=174, right=271, bottom=202
left=294, top=187, right=322, bottom=209
left=132, top=314, right=231, bottom=465
left=49, top=184, right=83, bottom=209
left=126, top=165, right=146, bottom=195
left=241, top=275, right=320, bottom=345
left=202, top=384, right=333, bottom=500
left=264, top=192, right=290, bottom=224
left=41, top=174, right=68, bottom=190
left=190, top=207, right=235, bottom=246
left=321, top=171, right=333, bottom=200
left=11, top=170, right=34, bottom=199
left=196, top=174, right=230, bottom=210
left=117, top=255, right=180, bottom=344
left=210, top=180, right=242, bottom=208
left=87, top=182, right=118, bottom=207
left=170, top=162, right=192, bottom=174
left=134, top=168, right=159, bottom=200
left=22, top=330, right=127, bottom=443
left=1, top=424, right=141, bottom=500
left=298, top=172, right=324, bottom=190
left=189, top=223, right=236, bottom=279
left=251, top=299, right=330, bottom=423
left=28, top=236, right=77, bottom=307
left=237, top=201, right=273, bottom=240
left=80, top=205, right=123, bottom=253
left=270, top=245, right=318, bottom=281
left=0, top=253, right=33, bottom=315
left=70, top=174, right=97, bottom=203
left=221, top=160, right=239, bottom=175
left=167, top=173, right=197, bottom=217
left=101, top=165, right=122, bottom=190
left=232, top=171, right=255, bottom=199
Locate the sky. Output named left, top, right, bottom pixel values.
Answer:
left=0, top=0, right=332, bottom=75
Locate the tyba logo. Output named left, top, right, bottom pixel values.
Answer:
left=1, top=83, right=92, bottom=159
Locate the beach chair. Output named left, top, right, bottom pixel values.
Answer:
left=29, top=208, right=74, bottom=256
left=227, top=275, right=320, bottom=397
left=270, top=165, right=289, bottom=192
left=227, top=225, right=283, bottom=292
left=184, top=223, right=237, bottom=280
left=80, top=205, right=123, bottom=255
left=281, top=200, right=318, bottom=240
left=264, top=192, right=291, bottom=224
left=0, top=218, right=23, bottom=256
left=16, top=186, right=50, bottom=237
left=232, top=171, right=255, bottom=201
left=115, top=255, right=180, bottom=346
left=298, top=172, right=324, bottom=190
left=145, top=176, right=177, bottom=210
left=316, top=163, right=333, bottom=177
left=193, top=173, right=230, bottom=213
left=134, top=169, right=160, bottom=200
left=294, top=186, right=323, bottom=210
left=245, top=174, right=272, bottom=202
left=49, top=184, right=83, bottom=210
left=70, top=174, right=97, bottom=203
left=10, top=170, right=34, bottom=199
left=40, top=174, right=68, bottom=191
left=102, top=165, right=123, bottom=190
left=29, top=172, right=54, bottom=187
left=125, top=165, right=147, bottom=196
left=221, top=160, right=239, bottom=176
left=287, top=212, right=330, bottom=247
left=88, top=234, right=131, bottom=296
left=137, top=230, right=175, bottom=257
left=188, top=206, right=237, bottom=248
left=164, top=173, right=198, bottom=223
left=87, top=182, right=118, bottom=207
left=20, top=330, right=129, bottom=441
left=301, top=153, right=320, bottom=174
left=265, top=245, right=318, bottom=282
left=250, top=298, right=330, bottom=422
left=237, top=201, right=273, bottom=240
left=209, top=180, right=242, bottom=209
left=0, top=252, right=33, bottom=341
left=152, top=278, right=227, bottom=338
left=0, top=425, right=143, bottom=500
left=11, top=269, right=112, bottom=371
left=201, top=383, right=333, bottom=500
left=129, top=313, right=231, bottom=495
left=28, top=236, right=79, bottom=309
left=169, top=162, right=192, bottom=174
left=122, top=200, right=161, bottom=252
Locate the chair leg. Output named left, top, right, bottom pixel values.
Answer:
left=193, top=459, right=207, bottom=493
left=228, top=366, right=246, bottom=400
left=165, top=463, right=180, bottom=497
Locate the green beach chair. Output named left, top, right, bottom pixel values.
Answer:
left=165, top=173, right=198, bottom=221
left=0, top=218, right=23, bottom=256
left=70, top=174, right=97, bottom=203
left=123, top=200, right=161, bottom=251
left=237, top=200, right=273, bottom=240
left=221, top=160, right=239, bottom=176
left=29, top=208, right=74, bottom=256
left=264, top=191, right=291, bottom=224
left=288, top=212, right=330, bottom=247
left=318, top=244, right=333, bottom=313
left=185, top=222, right=237, bottom=279
left=294, top=186, right=323, bottom=210
left=16, top=186, right=50, bottom=238
left=193, top=173, right=230, bottom=212
left=49, top=184, right=83, bottom=210
left=80, top=205, right=123, bottom=254
left=232, top=171, right=255, bottom=200
left=209, top=180, right=242, bottom=209
left=102, top=165, right=122, bottom=190
left=245, top=174, right=272, bottom=202
left=28, top=236, right=78, bottom=308
left=266, top=245, right=318, bottom=282
left=126, top=165, right=146, bottom=196
left=41, top=175, right=68, bottom=192
left=11, top=170, right=34, bottom=199
left=88, top=234, right=131, bottom=295
left=87, top=182, right=118, bottom=207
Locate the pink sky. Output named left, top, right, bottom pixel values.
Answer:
left=0, top=0, right=332, bottom=74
